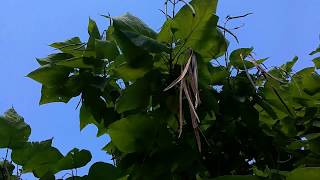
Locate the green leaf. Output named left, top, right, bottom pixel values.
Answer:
left=198, top=61, right=229, bottom=85
left=111, top=13, right=160, bottom=66
left=310, top=46, right=320, bottom=55
left=108, top=114, right=158, bottom=153
left=0, top=108, right=31, bottom=148
left=120, top=30, right=169, bottom=53
left=87, top=18, right=101, bottom=49
left=56, top=57, right=97, bottom=69
left=112, top=13, right=156, bottom=39
left=50, top=37, right=85, bottom=56
left=79, top=104, right=107, bottom=137
left=111, top=28, right=145, bottom=64
left=27, top=64, right=71, bottom=86
left=95, top=40, right=119, bottom=61
left=208, top=65, right=230, bottom=84
left=88, top=18, right=100, bottom=39
left=40, top=75, right=81, bottom=105
left=312, top=57, right=320, bottom=69
left=39, top=173, right=55, bottom=180
left=212, top=175, right=261, bottom=180
left=157, top=18, right=175, bottom=43
left=80, top=104, right=96, bottom=130
left=56, top=148, right=92, bottom=171
left=280, top=116, right=297, bottom=137
left=287, top=167, right=320, bottom=180
left=40, top=86, right=70, bottom=104
left=66, top=176, right=86, bottom=180
left=229, top=47, right=255, bottom=70
left=11, top=140, right=64, bottom=177
left=115, top=77, right=150, bottom=113
left=158, top=0, right=227, bottom=59
left=252, top=166, right=269, bottom=178
left=36, top=53, right=74, bottom=65
left=281, top=56, right=298, bottom=73
left=115, top=63, right=150, bottom=81
left=86, top=162, right=122, bottom=180
left=292, top=67, right=320, bottom=96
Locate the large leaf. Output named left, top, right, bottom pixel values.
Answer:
left=39, top=75, right=81, bottom=105
left=292, top=67, right=320, bottom=96
left=95, top=39, right=119, bottom=61
left=108, top=114, right=158, bottom=153
left=115, top=77, right=150, bottom=113
left=120, top=30, right=169, bottom=53
left=27, top=64, right=71, bottom=86
left=115, top=63, right=151, bottom=81
left=56, top=57, right=98, bottom=69
left=158, top=0, right=227, bottom=59
left=229, top=47, right=255, bottom=70
left=199, top=61, right=229, bottom=85
left=86, top=162, right=122, bottom=180
left=79, top=104, right=108, bottom=137
left=11, top=140, right=64, bottom=177
left=56, top=148, right=92, bottom=171
left=112, top=13, right=156, bottom=38
left=87, top=18, right=101, bottom=49
left=36, top=53, right=74, bottom=66
left=111, top=13, right=160, bottom=66
left=50, top=37, right=85, bottom=56
left=287, top=167, right=320, bottom=180
left=0, top=108, right=31, bottom=148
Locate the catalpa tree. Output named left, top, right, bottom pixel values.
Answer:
left=1, top=0, right=320, bottom=179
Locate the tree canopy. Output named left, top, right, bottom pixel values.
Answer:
left=2, top=0, right=320, bottom=179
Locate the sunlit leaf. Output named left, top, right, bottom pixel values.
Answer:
left=50, top=37, right=85, bottom=56
left=158, top=0, right=227, bottom=59
left=0, top=108, right=31, bottom=148
left=87, top=18, right=101, bottom=49
left=27, top=64, right=71, bottom=86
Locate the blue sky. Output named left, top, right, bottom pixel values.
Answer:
left=0, top=0, right=319, bottom=179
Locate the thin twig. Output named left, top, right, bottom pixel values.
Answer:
left=159, top=9, right=172, bottom=19
left=164, top=0, right=169, bottom=20
left=217, top=25, right=239, bottom=44
left=226, top=13, right=253, bottom=21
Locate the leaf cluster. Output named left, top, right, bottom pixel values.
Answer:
left=15, top=0, right=320, bottom=179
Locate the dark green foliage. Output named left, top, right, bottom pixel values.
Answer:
left=1, top=0, right=320, bottom=179
left=0, top=109, right=95, bottom=179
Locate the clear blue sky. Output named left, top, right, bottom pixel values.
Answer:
left=0, top=0, right=319, bottom=179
